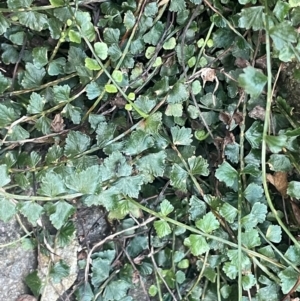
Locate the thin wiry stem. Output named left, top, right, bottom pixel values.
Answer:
left=0, top=2, right=76, bottom=12
left=261, top=0, right=300, bottom=248
left=237, top=94, right=246, bottom=301
left=128, top=198, right=288, bottom=269
left=184, top=250, right=209, bottom=300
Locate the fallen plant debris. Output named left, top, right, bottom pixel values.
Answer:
left=1, top=0, right=300, bottom=300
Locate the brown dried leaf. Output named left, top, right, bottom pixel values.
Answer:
left=235, top=57, right=250, bottom=68
left=267, top=172, right=288, bottom=197
left=291, top=201, right=300, bottom=226
left=219, top=111, right=243, bottom=129
left=213, top=136, right=223, bottom=148
left=224, top=132, right=235, bottom=145
left=255, top=55, right=267, bottom=69
left=198, top=68, right=219, bottom=106
left=199, top=68, right=216, bottom=85
left=132, top=270, right=140, bottom=284
left=190, top=120, right=202, bottom=130
left=219, top=112, right=231, bottom=125
left=110, top=96, right=126, bottom=108
left=248, top=105, right=266, bottom=121
left=51, top=113, right=65, bottom=133
left=266, top=173, right=275, bottom=186
left=133, top=254, right=145, bottom=265
left=233, top=111, right=243, bottom=125
left=77, top=250, right=87, bottom=260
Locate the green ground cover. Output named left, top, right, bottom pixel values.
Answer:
left=1, top=0, right=300, bottom=300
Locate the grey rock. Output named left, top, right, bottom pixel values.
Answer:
left=38, top=238, right=79, bottom=301
left=0, top=218, right=36, bottom=301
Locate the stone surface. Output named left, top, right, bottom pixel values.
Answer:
left=38, top=238, right=79, bottom=301
left=0, top=207, right=148, bottom=301
left=0, top=218, right=36, bottom=301
left=16, top=295, right=37, bottom=301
